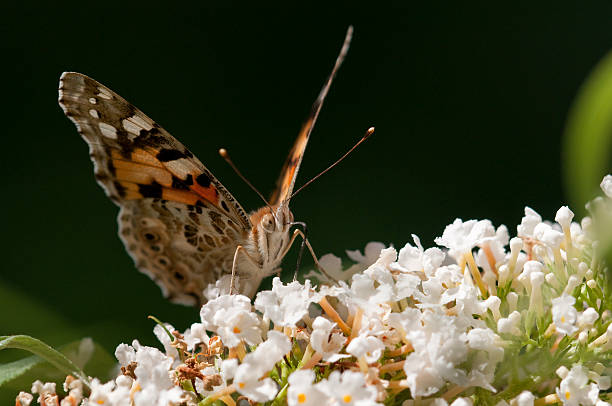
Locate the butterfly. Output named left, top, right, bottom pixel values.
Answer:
left=58, top=27, right=354, bottom=306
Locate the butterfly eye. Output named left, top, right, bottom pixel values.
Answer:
left=261, top=214, right=275, bottom=233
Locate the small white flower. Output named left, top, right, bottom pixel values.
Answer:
left=450, top=398, right=473, bottom=406
left=435, top=219, right=495, bottom=262
left=533, top=222, right=564, bottom=248
left=255, top=277, right=321, bottom=327
left=394, top=272, right=422, bottom=300
left=153, top=322, right=179, bottom=360
left=515, top=391, right=535, bottom=406
left=114, top=343, right=136, bottom=367
left=387, top=307, right=422, bottom=339
left=317, top=370, right=380, bottom=405
left=216, top=308, right=262, bottom=348
left=31, top=380, right=55, bottom=396
left=467, top=328, right=503, bottom=360
left=200, top=294, right=262, bottom=347
left=517, top=207, right=542, bottom=238
left=517, top=261, right=543, bottom=293
left=352, top=247, right=400, bottom=303
left=346, top=334, right=385, bottom=363
left=232, top=331, right=290, bottom=402
left=347, top=241, right=386, bottom=267
left=600, top=174, right=612, bottom=198
left=497, top=311, right=521, bottom=336
left=233, top=367, right=279, bottom=402
left=309, top=242, right=386, bottom=283
left=556, top=206, right=575, bottom=230
left=310, top=316, right=349, bottom=362
left=200, top=294, right=252, bottom=332
left=132, top=345, right=185, bottom=406
left=65, top=337, right=94, bottom=370
left=202, top=274, right=235, bottom=301
left=61, top=377, right=84, bottom=406
left=476, top=225, right=509, bottom=275
left=84, top=378, right=125, bottom=406
left=394, top=234, right=445, bottom=275
left=287, top=370, right=327, bottom=406
left=16, top=392, right=33, bottom=406
left=196, top=359, right=236, bottom=396
left=558, top=366, right=571, bottom=379
left=556, top=365, right=600, bottom=406
left=350, top=271, right=394, bottom=306
left=307, top=253, right=350, bottom=283
left=182, top=322, right=209, bottom=351
left=442, top=282, right=486, bottom=317
left=552, top=295, right=579, bottom=336
left=31, top=381, right=57, bottom=406
left=578, top=308, right=599, bottom=328
left=243, top=330, right=292, bottom=374
left=402, top=313, right=469, bottom=397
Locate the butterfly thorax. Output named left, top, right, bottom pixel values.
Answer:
left=246, top=203, right=294, bottom=273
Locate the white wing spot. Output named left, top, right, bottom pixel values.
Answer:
left=98, top=122, right=118, bottom=139
left=88, top=97, right=97, bottom=104
left=125, top=114, right=154, bottom=131
left=96, top=87, right=112, bottom=100
left=89, top=109, right=100, bottom=119
left=122, top=118, right=142, bottom=135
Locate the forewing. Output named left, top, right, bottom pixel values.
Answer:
left=269, top=26, right=353, bottom=205
left=58, top=72, right=251, bottom=305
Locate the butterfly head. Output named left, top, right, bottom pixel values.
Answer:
left=248, top=202, right=295, bottom=267
left=252, top=203, right=294, bottom=235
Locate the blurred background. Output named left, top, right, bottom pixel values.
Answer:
left=2, top=2, right=612, bottom=400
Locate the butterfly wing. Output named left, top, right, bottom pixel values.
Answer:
left=269, top=26, right=353, bottom=206
left=59, top=72, right=251, bottom=305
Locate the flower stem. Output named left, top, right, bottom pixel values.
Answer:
left=319, top=297, right=351, bottom=335
left=465, top=251, right=488, bottom=297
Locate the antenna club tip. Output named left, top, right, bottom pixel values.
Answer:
left=365, top=127, right=375, bottom=138
left=219, top=148, right=228, bottom=157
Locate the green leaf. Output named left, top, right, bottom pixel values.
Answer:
left=563, top=49, right=612, bottom=215
left=0, top=335, right=90, bottom=387
left=0, top=355, right=42, bottom=387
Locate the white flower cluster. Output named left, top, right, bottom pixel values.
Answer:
left=15, top=176, right=612, bottom=405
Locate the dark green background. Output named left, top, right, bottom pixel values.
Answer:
left=2, top=2, right=612, bottom=399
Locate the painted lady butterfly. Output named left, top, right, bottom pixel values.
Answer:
left=58, top=27, right=354, bottom=306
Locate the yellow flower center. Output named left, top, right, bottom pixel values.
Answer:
left=565, top=391, right=571, bottom=400
left=239, top=382, right=245, bottom=389
left=343, top=394, right=352, bottom=403
left=97, top=401, right=105, bottom=405
left=298, top=393, right=307, bottom=403
left=233, top=326, right=241, bottom=334
left=561, top=316, right=566, bottom=323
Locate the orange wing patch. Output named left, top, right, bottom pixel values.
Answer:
left=109, top=147, right=220, bottom=207
left=269, top=118, right=311, bottom=205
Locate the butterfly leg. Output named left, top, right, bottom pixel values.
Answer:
left=276, top=226, right=339, bottom=283
left=290, top=222, right=309, bottom=282
left=229, top=245, right=264, bottom=296
left=295, top=230, right=339, bottom=283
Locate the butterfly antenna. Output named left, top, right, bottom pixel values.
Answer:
left=290, top=126, right=375, bottom=199
left=219, top=148, right=275, bottom=213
